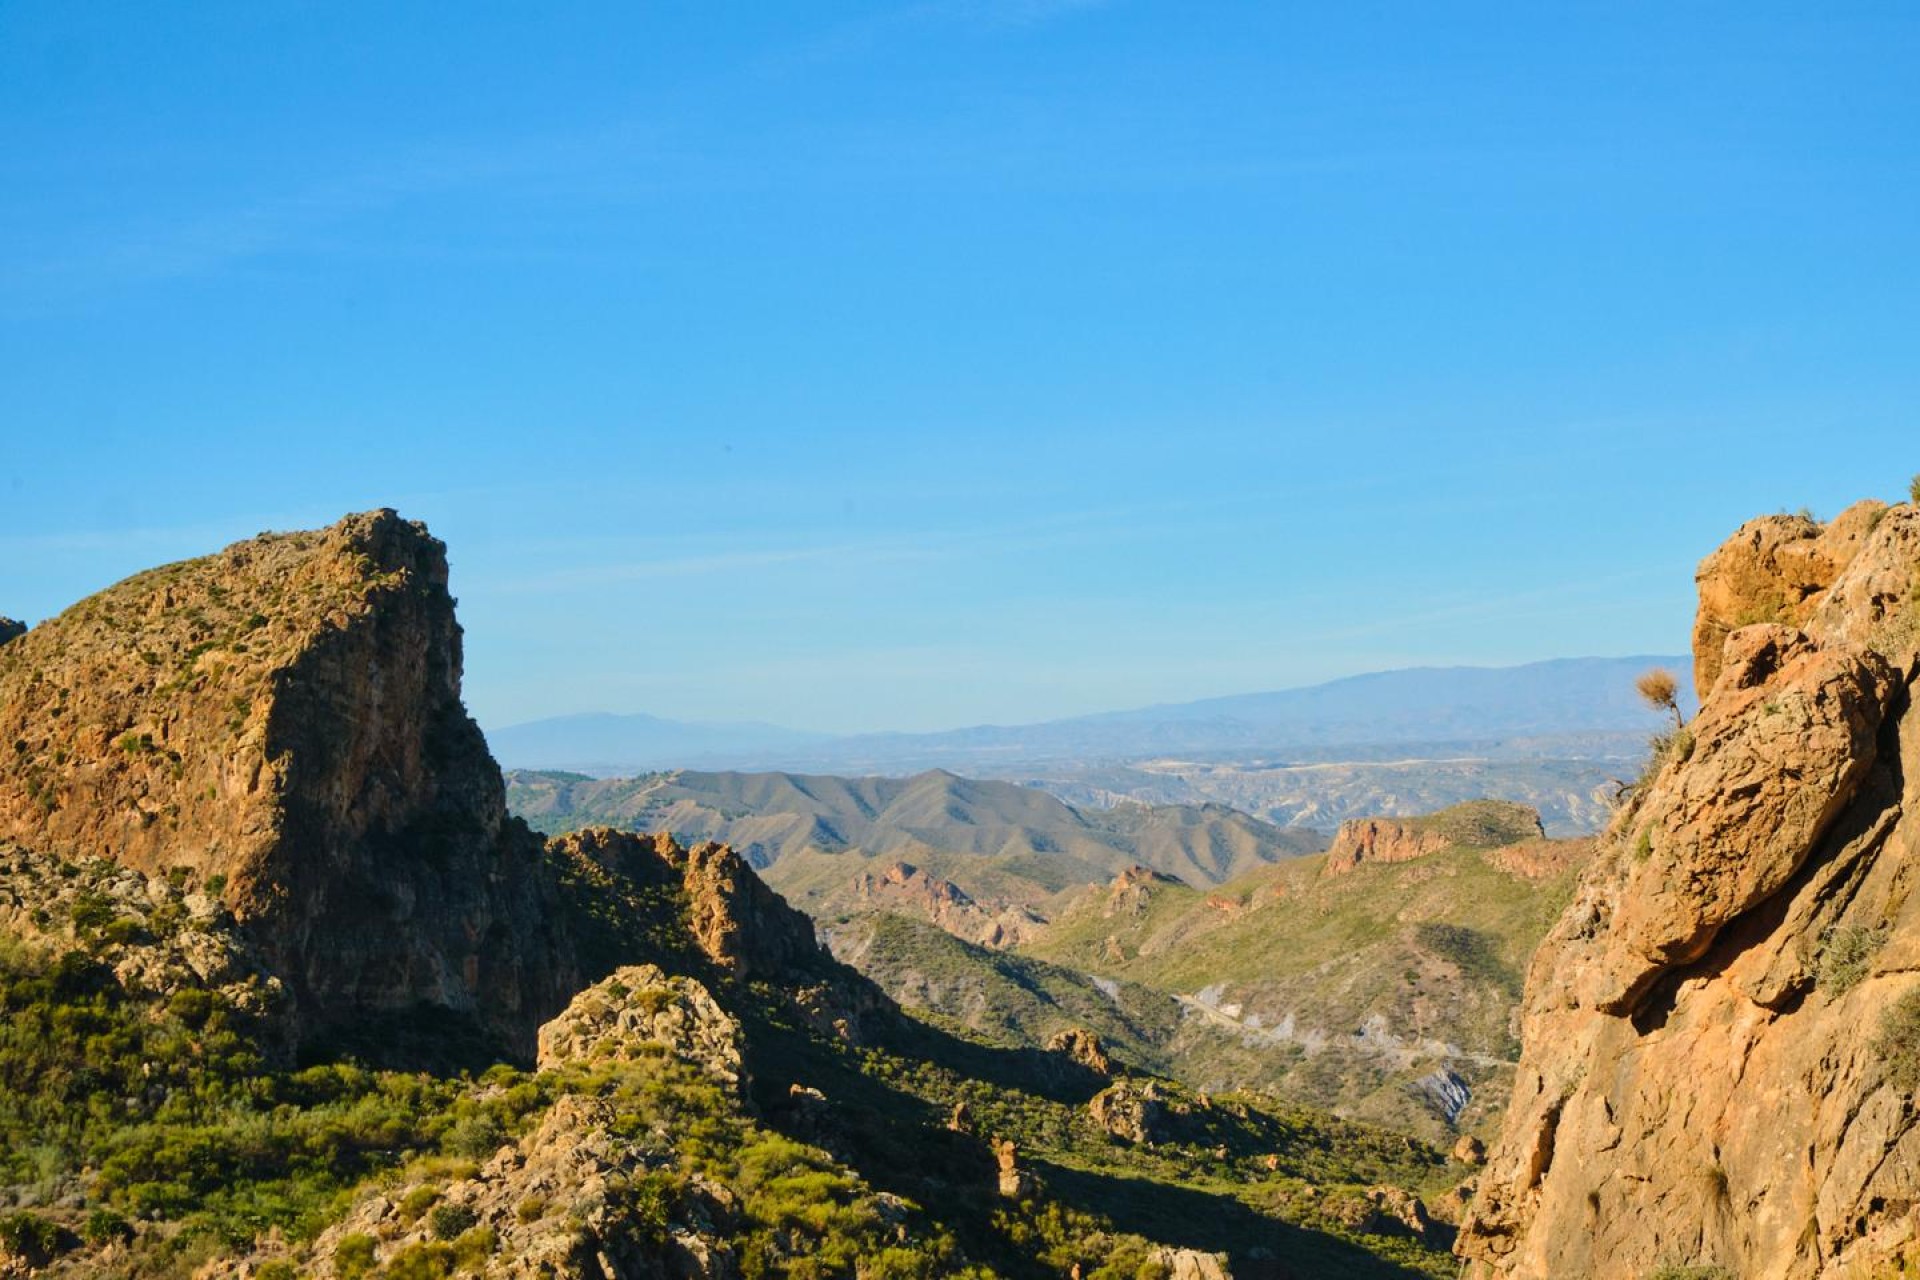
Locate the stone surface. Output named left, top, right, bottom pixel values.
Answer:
left=0, top=618, right=23, bottom=647
left=0, top=512, right=872, bottom=1063
left=260, top=1093, right=740, bottom=1280
left=1148, top=1247, right=1233, bottom=1280
left=1088, top=1080, right=1169, bottom=1145
left=1321, top=819, right=1450, bottom=876
left=1690, top=499, right=1888, bottom=697
left=1459, top=500, right=1920, bottom=1280
left=995, top=1138, right=1036, bottom=1199
left=0, top=511, right=575, bottom=1055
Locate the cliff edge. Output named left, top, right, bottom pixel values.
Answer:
left=1459, top=498, right=1920, bottom=1278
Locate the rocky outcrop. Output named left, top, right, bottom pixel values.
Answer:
left=1480, top=837, right=1589, bottom=882
left=0, top=512, right=575, bottom=1055
left=850, top=860, right=1046, bottom=949
left=1323, top=802, right=1544, bottom=876
left=1322, top=819, right=1450, bottom=875
left=262, top=972, right=758, bottom=1280
left=1089, top=1080, right=1170, bottom=1145
left=1045, top=1027, right=1113, bottom=1075
left=0, top=512, right=874, bottom=1063
left=1691, top=499, right=1889, bottom=697
left=281, top=1093, right=739, bottom=1280
left=1148, top=1248, right=1232, bottom=1280
left=0, top=844, right=289, bottom=1050
left=0, top=618, right=23, bottom=647
left=995, top=1138, right=1036, bottom=1199
left=1459, top=501, right=1920, bottom=1279
left=536, top=965, right=743, bottom=1090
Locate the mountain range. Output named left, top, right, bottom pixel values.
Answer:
left=484, top=655, right=1694, bottom=776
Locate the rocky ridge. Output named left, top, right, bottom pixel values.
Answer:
left=849, top=860, right=1047, bottom=949
left=1459, top=498, right=1920, bottom=1278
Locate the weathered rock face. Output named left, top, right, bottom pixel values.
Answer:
left=276, top=1091, right=741, bottom=1280
left=1691, top=499, right=1889, bottom=698
left=1089, top=1079, right=1170, bottom=1145
left=1459, top=501, right=1920, bottom=1279
left=1148, top=1247, right=1232, bottom=1280
left=0, top=618, right=24, bottom=647
left=1322, top=819, right=1451, bottom=876
left=1323, top=802, right=1544, bottom=877
left=850, top=860, right=1046, bottom=949
left=0, top=512, right=575, bottom=1055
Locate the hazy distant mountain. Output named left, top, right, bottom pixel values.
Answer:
left=483, top=711, right=826, bottom=772
left=486, top=655, right=1692, bottom=777
left=772, top=655, right=1694, bottom=773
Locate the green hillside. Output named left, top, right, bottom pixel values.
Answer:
left=1020, top=806, right=1591, bottom=1139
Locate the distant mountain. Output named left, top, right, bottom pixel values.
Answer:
left=486, top=656, right=1691, bottom=778
left=764, top=655, right=1695, bottom=773
left=483, top=711, right=826, bottom=771
left=505, top=766, right=1325, bottom=886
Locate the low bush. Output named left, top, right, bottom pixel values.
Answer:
left=1875, top=989, right=1920, bottom=1090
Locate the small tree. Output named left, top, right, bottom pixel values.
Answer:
left=1635, top=668, right=1684, bottom=730
left=1910, top=473, right=1920, bottom=505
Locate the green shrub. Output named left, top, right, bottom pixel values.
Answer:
left=383, top=1241, right=456, bottom=1280
left=427, top=1202, right=477, bottom=1241
left=397, top=1185, right=440, bottom=1223
left=451, top=1225, right=496, bottom=1268
left=1910, top=473, right=1920, bottom=505
left=0, top=1211, right=64, bottom=1265
left=1817, top=925, right=1888, bottom=995
left=81, top=1208, right=133, bottom=1246
left=257, top=1262, right=299, bottom=1280
left=1876, top=989, right=1920, bottom=1090
left=333, top=1232, right=377, bottom=1279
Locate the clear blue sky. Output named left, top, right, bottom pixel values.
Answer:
left=3, top=2, right=1915, bottom=733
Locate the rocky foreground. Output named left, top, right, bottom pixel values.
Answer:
left=1462, top=499, right=1920, bottom=1278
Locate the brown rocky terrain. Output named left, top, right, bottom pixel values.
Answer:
left=0, top=512, right=864, bottom=1062
left=1460, top=497, right=1920, bottom=1278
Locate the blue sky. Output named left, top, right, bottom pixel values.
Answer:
left=2, top=2, right=1915, bottom=733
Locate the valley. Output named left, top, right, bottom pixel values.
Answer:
left=3, top=493, right=1917, bottom=1279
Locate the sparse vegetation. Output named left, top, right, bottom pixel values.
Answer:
left=1910, top=473, right=1920, bottom=506
left=1636, top=668, right=1684, bottom=730
left=1876, top=989, right=1920, bottom=1091
left=1817, top=925, right=1888, bottom=995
